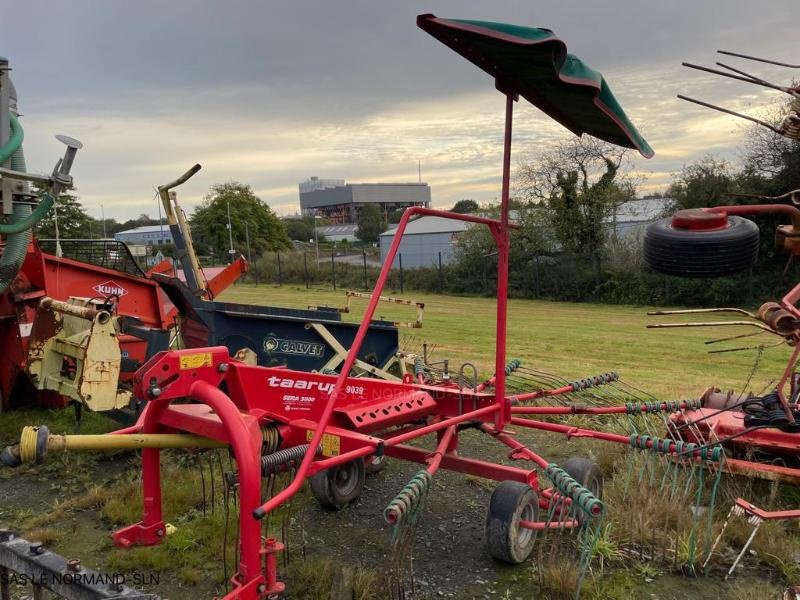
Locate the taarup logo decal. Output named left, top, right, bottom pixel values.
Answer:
left=267, top=376, right=334, bottom=394
left=92, top=280, right=128, bottom=297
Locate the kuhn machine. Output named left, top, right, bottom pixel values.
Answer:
left=0, top=59, right=409, bottom=419
left=0, top=15, right=761, bottom=600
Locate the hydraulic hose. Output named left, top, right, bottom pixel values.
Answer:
left=0, top=140, right=31, bottom=295
left=0, top=113, right=23, bottom=164
left=0, top=193, right=53, bottom=234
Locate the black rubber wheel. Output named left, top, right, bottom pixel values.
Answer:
left=643, top=215, right=759, bottom=278
left=563, top=458, right=603, bottom=525
left=485, top=481, right=539, bottom=564
left=563, top=457, right=603, bottom=502
left=364, top=454, right=387, bottom=474
left=309, top=459, right=365, bottom=509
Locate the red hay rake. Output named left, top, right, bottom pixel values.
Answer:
left=52, top=15, right=717, bottom=598
left=1, top=14, right=754, bottom=600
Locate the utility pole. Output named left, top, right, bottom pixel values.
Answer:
left=227, top=198, right=235, bottom=263
left=101, top=203, right=107, bottom=238
left=418, top=159, right=421, bottom=183
left=314, top=213, right=320, bottom=264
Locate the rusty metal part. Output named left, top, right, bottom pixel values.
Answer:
left=757, top=302, right=799, bottom=335
left=233, top=347, right=258, bottom=366
left=312, top=290, right=426, bottom=329
left=25, top=297, right=130, bottom=411
left=648, top=307, right=756, bottom=317
left=647, top=320, right=779, bottom=334
left=725, top=188, right=800, bottom=205
left=702, top=389, right=751, bottom=411
left=40, top=297, right=107, bottom=322
left=157, top=165, right=207, bottom=297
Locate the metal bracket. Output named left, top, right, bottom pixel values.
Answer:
left=0, top=530, right=159, bottom=599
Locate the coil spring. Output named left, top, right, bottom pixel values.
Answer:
left=545, top=463, right=604, bottom=519
left=321, top=368, right=338, bottom=375
left=628, top=434, right=723, bottom=461
left=383, top=469, right=431, bottom=525
left=568, top=371, right=619, bottom=391
left=414, top=358, right=424, bottom=377
left=505, top=359, right=522, bottom=375
left=779, top=97, right=800, bottom=140
left=261, top=444, right=319, bottom=476
left=262, top=425, right=280, bottom=455
left=625, top=399, right=701, bottom=414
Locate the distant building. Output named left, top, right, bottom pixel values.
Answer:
left=608, top=197, right=671, bottom=238
left=114, top=224, right=172, bottom=246
left=299, top=177, right=431, bottom=223
left=299, top=176, right=345, bottom=195
left=316, top=224, right=358, bottom=243
left=379, top=215, right=471, bottom=268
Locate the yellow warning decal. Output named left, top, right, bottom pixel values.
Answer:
left=306, top=430, right=341, bottom=457
left=179, top=352, right=213, bottom=370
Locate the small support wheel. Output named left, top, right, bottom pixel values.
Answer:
left=485, top=481, right=539, bottom=564
left=563, top=457, right=603, bottom=523
left=364, top=454, right=387, bottom=474
left=309, top=459, right=365, bottom=510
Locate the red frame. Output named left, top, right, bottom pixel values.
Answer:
left=107, top=93, right=704, bottom=599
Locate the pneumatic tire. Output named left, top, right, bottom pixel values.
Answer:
left=643, top=215, right=759, bottom=278
left=485, top=481, right=539, bottom=564
left=309, top=459, right=365, bottom=510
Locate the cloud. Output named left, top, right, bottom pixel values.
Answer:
left=6, top=1, right=800, bottom=219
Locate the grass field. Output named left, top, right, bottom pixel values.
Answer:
left=0, top=286, right=794, bottom=599
left=220, top=283, right=791, bottom=400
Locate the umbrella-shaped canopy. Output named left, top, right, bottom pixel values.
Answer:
left=417, top=14, right=653, bottom=158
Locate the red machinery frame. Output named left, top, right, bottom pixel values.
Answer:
left=108, top=93, right=717, bottom=598
left=655, top=203, right=800, bottom=483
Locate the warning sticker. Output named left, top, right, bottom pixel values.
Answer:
left=306, top=430, right=341, bottom=457
left=179, top=352, right=213, bottom=370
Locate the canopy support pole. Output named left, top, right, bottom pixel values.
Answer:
left=493, top=91, right=515, bottom=431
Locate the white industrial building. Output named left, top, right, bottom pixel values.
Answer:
left=379, top=216, right=471, bottom=268
left=608, top=197, right=671, bottom=238
left=316, top=224, right=358, bottom=243
left=114, top=224, right=172, bottom=246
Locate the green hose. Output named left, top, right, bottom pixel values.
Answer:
left=0, top=115, right=32, bottom=295
left=0, top=193, right=53, bottom=234
left=0, top=113, right=23, bottom=164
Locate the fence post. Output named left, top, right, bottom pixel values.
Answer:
left=438, top=251, right=443, bottom=292
left=277, top=251, right=282, bottom=286
left=304, top=252, right=309, bottom=289
left=331, top=249, right=336, bottom=291
left=362, top=250, right=368, bottom=290
left=399, top=253, right=404, bottom=293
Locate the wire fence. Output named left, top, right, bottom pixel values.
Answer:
left=239, top=247, right=768, bottom=309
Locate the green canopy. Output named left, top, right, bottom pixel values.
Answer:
left=417, top=14, right=653, bottom=158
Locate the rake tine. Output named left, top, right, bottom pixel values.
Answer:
left=717, top=49, right=800, bottom=69
left=682, top=62, right=792, bottom=93
left=715, top=61, right=776, bottom=87
left=677, top=95, right=785, bottom=134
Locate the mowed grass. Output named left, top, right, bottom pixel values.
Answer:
left=220, top=283, right=791, bottom=399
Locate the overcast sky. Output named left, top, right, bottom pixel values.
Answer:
left=5, top=1, right=800, bottom=221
